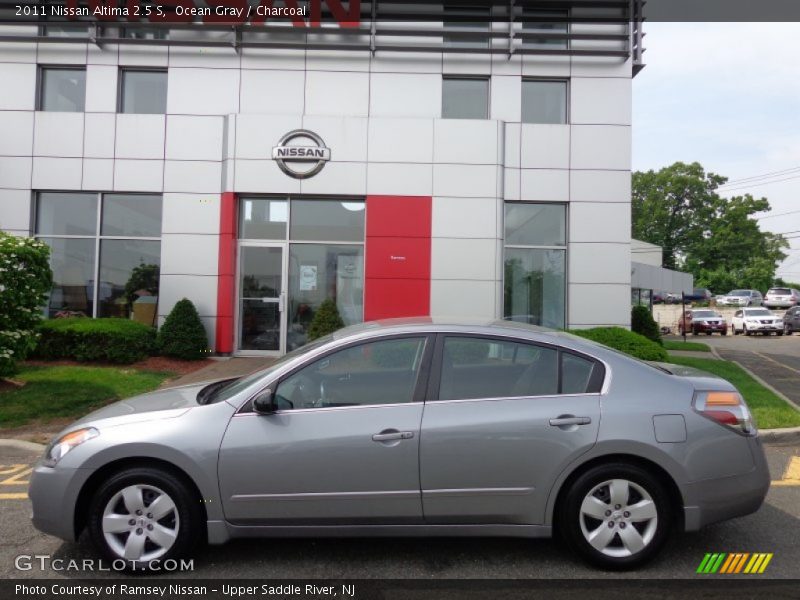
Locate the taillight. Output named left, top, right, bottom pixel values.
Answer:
left=694, top=391, right=756, bottom=436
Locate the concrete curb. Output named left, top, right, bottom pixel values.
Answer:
left=0, top=438, right=45, bottom=451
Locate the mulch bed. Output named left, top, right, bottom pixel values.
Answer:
left=22, top=356, right=214, bottom=375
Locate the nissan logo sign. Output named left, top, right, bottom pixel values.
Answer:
left=272, top=129, right=331, bottom=179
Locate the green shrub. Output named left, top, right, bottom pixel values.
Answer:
left=156, top=299, right=210, bottom=360
left=631, top=305, right=662, bottom=345
left=570, top=327, right=668, bottom=362
left=307, top=298, right=345, bottom=341
left=0, top=233, right=52, bottom=377
left=36, top=318, right=155, bottom=364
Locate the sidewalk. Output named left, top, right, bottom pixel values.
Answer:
left=161, top=357, right=276, bottom=387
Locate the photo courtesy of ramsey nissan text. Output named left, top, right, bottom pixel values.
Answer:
left=0, top=1, right=799, bottom=598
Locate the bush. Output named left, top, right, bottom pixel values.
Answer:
left=570, top=327, right=668, bottom=362
left=36, top=318, right=156, bottom=364
left=631, top=305, right=662, bottom=345
left=156, top=298, right=209, bottom=360
left=0, top=233, right=52, bottom=377
left=307, top=298, right=345, bottom=341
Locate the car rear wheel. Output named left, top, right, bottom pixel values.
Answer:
left=786, top=325, right=793, bottom=336
left=87, top=467, right=202, bottom=571
left=559, top=463, right=672, bottom=570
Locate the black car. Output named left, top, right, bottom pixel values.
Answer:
left=784, top=306, right=800, bottom=335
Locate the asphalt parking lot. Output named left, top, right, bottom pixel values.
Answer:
left=0, top=440, right=798, bottom=581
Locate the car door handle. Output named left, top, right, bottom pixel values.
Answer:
left=549, top=416, right=592, bottom=427
left=372, top=431, right=414, bottom=442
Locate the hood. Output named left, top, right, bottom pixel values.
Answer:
left=648, top=362, right=737, bottom=393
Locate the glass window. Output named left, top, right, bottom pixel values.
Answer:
left=120, top=70, right=168, bottom=114
left=287, top=244, right=364, bottom=351
left=39, top=68, right=86, bottom=112
left=443, top=4, right=490, bottom=49
left=442, top=77, right=489, bottom=119
left=290, top=199, right=365, bottom=242
left=522, top=9, right=568, bottom=49
left=240, top=198, right=288, bottom=240
left=101, top=194, right=162, bottom=237
left=439, top=337, right=558, bottom=400
left=561, top=353, right=596, bottom=395
left=504, top=248, right=566, bottom=329
left=522, top=80, right=567, bottom=124
left=505, top=203, right=566, bottom=247
left=275, top=337, right=427, bottom=409
left=36, top=192, right=98, bottom=236
left=42, top=25, right=87, bottom=38
left=122, top=27, right=168, bottom=40
left=97, top=240, right=161, bottom=319
left=39, top=238, right=96, bottom=318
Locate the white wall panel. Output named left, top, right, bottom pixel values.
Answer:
left=119, top=45, right=168, bottom=68
left=81, top=158, right=113, bottom=191
left=165, top=116, right=224, bottom=161
left=115, top=114, right=165, bottom=160
left=370, top=51, right=443, bottom=74
left=37, top=42, right=87, bottom=65
left=83, top=113, right=116, bottom=159
left=370, top=73, right=442, bottom=118
left=569, top=242, right=631, bottom=284
left=32, top=157, right=82, bottom=189
left=367, top=117, right=433, bottom=164
left=432, top=197, right=498, bottom=239
left=430, top=280, right=497, bottom=318
left=234, top=159, right=301, bottom=195
left=431, top=238, right=496, bottom=280
left=167, top=68, right=240, bottom=115
left=84, top=65, right=118, bottom=113
left=520, top=124, right=569, bottom=169
left=33, top=112, right=84, bottom=158
left=87, top=43, right=118, bottom=66
left=503, top=168, right=521, bottom=200
left=570, top=170, right=631, bottom=203
left=235, top=114, right=302, bottom=159
left=0, top=63, right=36, bottom=110
left=571, top=57, right=632, bottom=78
left=240, top=47, right=306, bottom=71
left=571, top=77, right=632, bottom=125
left=240, top=69, right=305, bottom=114
left=519, top=169, right=569, bottom=201
left=162, top=193, right=221, bottom=235
left=158, top=274, right=217, bottom=318
left=490, top=75, right=522, bottom=122
left=163, top=161, right=222, bottom=194
left=113, top=159, right=163, bottom=192
left=521, top=55, right=570, bottom=78
left=160, top=233, right=220, bottom=276
left=569, top=283, right=630, bottom=327
left=442, top=54, right=491, bottom=76
left=302, top=115, right=368, bottom=163
left=0, top=157, right=32, bottom=189
left=0, top=111, right=33, bottom=156
left=571, top=125, right=632, bottom=171
left=169, top=42, right=239, bottom=69
left=0, top=189, right=31, bottom=232
left=0, top=26, right=36, bottom=63
left=569, top=202, right=631, bottom=243
left=366, top=163, right=433, bottom=196
left=300, top=161, right=367, bottom=196
left=434, top=120, right=499, bottom=165
left=433, top=164, right=497, bottom=198
left=305, top=71, right=369, bottom=117
left=503, top=123, right=521, bottom=168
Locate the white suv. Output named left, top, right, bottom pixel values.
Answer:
left=764, top=287, right=800, bottom=309
left=731, top=308, right=783, bottom=336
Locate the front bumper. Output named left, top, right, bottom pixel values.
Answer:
left=743, top=322, right=782, bottom=332
left=694, top=323, right=727, bottom=332
left=29, top=462, right=93, bottom=542
left=683, top=437, right=770, bottom=531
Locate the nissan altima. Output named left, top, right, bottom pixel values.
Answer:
left=29, top=318, right=770, bottom=571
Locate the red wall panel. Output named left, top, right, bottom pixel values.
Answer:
left=366, top=195, right=432, bottom=238
left=365, top=236, right=431, bottom=280
left=216, top=192, right=237, bottom=353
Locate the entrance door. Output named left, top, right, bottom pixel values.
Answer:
left=237, top=244, right=286, bottom=355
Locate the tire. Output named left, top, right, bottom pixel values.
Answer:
left=87, top=466, right=203, bottom=571
left=721, top=329, right=727, bottom=336
left=691, top=328, right=698, bottom=336
left=558, top=462, right=672, bottom=570
left=744, top=326, right=751, bottom=336
left=778, top=331, right=784, bottom=337
left=786, top=325, right=793, bottom=336
left=706, top=332, right=712, bottom=336
left=732, top=326, right=738, bottom=336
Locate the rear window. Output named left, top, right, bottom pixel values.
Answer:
left=745, top=309, right=772, bottom=316
left=769, top=288, right=791, bottom=295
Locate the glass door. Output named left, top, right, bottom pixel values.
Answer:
left=237, top=244, right=286, bottom=354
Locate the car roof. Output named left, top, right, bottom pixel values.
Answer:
left=334, top=316, right=557, bottom=339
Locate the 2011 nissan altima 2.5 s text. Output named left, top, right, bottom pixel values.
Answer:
left=28, top=318, right=770, bottom=571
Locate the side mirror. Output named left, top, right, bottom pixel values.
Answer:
left=252, top=389, right=276, bottom=414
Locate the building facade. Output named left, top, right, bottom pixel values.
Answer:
left=0, top=1, right=644, bottom=355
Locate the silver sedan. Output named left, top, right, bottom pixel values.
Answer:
left=29, top=319, right=770, bottom=570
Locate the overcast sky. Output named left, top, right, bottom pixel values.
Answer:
left=632, top=22, right=800, bottom=282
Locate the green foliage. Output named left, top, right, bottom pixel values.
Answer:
left=124, top=263, right=160, bottom=305
left=632, top=162, right=788, bottom=290
left=0, top=234, right=52, bottom=377
left=307, top=298, right=345, bottom=341
left=662, top=340, right=710, bottom=352
left=0, top=365, right=172, bottom=429
left=35, top=318, right=156, bottom=364
left=156, top=298, right=209, bottom=360
left=631, top=305, right=662, bottom=345
left=570, top=327, right=668, bottom=362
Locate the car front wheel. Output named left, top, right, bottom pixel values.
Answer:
left=786, top=325, right=793, bottom=336
left=559, top=463, right=672, bottom=570
left=87, top=466, right=203, bottom=571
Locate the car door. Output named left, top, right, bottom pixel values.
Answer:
left=419, top=335, right=603, bottom=526
left=217, top=334, right=433, bottom=525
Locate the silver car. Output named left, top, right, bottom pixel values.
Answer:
left=29, top=319, right=770, bottom=571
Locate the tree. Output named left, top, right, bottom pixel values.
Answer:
left=156, top=298, right=209, bottom=360
left=307, top=298, right=345, bottom=341
left=632, top=162, right=788, bottom=291
left=631, top=305, right=662, bottom=346
left=124, top=263, right=160, bottom=306
left=0, top=233, right=52, bottom=377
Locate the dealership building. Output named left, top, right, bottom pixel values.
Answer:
left=0, top=1, right=657, bottom=356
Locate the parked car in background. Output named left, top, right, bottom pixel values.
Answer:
left=718, top=290, right=764, bottom=307
left=764, top=287, right=800, bottom=309
left=783, top=306, right=800, bottom=335
left=678, top=309, right=727, bottom=336
left=682, top=288, right=713, bottom=304
left=731, top=308, right=783, bottom=336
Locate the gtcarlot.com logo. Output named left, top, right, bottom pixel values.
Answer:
left=696, top=552, right=773, bottom=574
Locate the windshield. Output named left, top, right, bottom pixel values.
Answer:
left=203, top=335, right=334, bottom=404
left=729, top=290, right=750, bottom=296
left=744, top=309, right=771, bottom=316
left=692, top=310, right=718, bottom=318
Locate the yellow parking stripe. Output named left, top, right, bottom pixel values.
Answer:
left=0, top=467, right=32, bottom=486
left=772, top=457, right=800, bottom=487
left=0, top=464, right=27, bottom=476
left=0, top=493, right=28, bottom=500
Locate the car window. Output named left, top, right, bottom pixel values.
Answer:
left=274, top=337, right=427, bottom=410
left=735, top=311, right=743, bottom=317
left=561, top=352, right=597, bottom=394
left=745, top=309, right=771, bottom=316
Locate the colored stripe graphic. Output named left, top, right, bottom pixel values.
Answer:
left=698, top=553, right=772, bottom=574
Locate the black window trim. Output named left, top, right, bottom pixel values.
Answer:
left=441, top=74, right=491, bottom=120
left=117, top=67, right=169, bottom=114
left=36, top=64, right=87, bottom=112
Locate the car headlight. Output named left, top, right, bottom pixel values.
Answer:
left=43, top=427, right=99, bottom=467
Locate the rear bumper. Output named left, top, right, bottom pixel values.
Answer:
left=683, top=437, right=770, bottom=532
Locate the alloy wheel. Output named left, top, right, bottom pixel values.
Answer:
left=578, top=478, right=658, bottom=558
left=102, top=484, right=179, bottom=562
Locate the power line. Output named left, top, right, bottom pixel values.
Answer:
left=719, top=165, right=800, bottom=187
left=718, top=173, right=800, bottom=194
left=756, top=209, right=800, bottom=220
